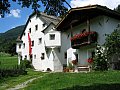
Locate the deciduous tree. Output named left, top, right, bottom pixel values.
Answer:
left=0, top=0, right=71, bottom=17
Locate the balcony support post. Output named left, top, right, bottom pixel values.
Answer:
left=87, top=17, right=90, bottom=32
left=87, top=17, right=90, bottom=42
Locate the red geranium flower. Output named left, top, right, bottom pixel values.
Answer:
left=87, top=58, right=93, bottom=64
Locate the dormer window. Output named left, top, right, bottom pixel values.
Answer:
left=35, top=25, right=38, bottom=31
left=50, top=34, right=55, bottom=40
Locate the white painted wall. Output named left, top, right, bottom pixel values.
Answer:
left=45, top=31, right=61, bottom=47
left=62, top=15, right=120, bottom=66
left=16, top=14, right=63, bottom=72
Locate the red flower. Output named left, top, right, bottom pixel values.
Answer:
left=70, top=31, right=96, bottom=41
left=87, top=58, right=93, bottom=64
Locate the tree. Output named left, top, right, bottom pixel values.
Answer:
left=114, top=5, right=120, bottom=12
left=104, top=26, right=120, bottom=60
left=0, top=0, right=71, bottom=17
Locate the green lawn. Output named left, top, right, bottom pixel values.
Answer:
left=0, top=69, right=45, bottom=90
left=1, top=53, right=120, bottom=90
left=24, top=71, right=120, bottom=90
left=0, top=53, right=46, bottom=90
left=0, top=52, right=18, bottom=68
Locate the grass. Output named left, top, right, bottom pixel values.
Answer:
left=24, top=71, right=120, bottom=90
left=0, top=53, right=46, bottom=90
left=1, top=53, right=120, bottom=90
left=0, top=52, right=18, bottom=68
left=0, top=69, right=45, bottom=90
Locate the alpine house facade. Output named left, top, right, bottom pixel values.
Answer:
left=16, top=11, right=63, bottom=72
left=56, top=5, right=120, bottom=70
left=16, top=5, right=120, bottom=72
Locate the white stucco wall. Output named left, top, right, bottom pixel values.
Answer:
left=16, top=14, right=63, bottom=72
left=44, top=27, right=61, bottom=47
left=62, top=15, right=120, bottom=66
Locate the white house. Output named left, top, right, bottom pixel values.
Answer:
left=16, top=5, right=120, bottom=72
left=16, top=11, right=63, bottom=72
left=56, top=5, right=120, bottom=70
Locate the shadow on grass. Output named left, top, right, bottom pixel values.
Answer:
left=59, top=83, right=120, bottom=90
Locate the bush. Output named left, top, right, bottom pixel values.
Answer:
left=0, top=65, right=27, bottom=79
left=92, top=45, right=108, bottom=71
left=20, top=59, right=32, bottom=68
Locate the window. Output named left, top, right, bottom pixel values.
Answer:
left=29, top=20, right=31, bottom=22
left=41, top=53, right=45, bottom=60
left=91, top=51, right=95, bottom=58
left=35, top=24, right=38, bottom=31
left=38, top=38, right=42, bottom=44
left=23, top=32, right=25, bottom=36
left=19, top=44, right=21, bottom=49
left=32, top=41, right=34, bottom=46
left=25, top=55, right=27, bottom=60
left=64, top=52, right=67, bottom=59
left=42, top=23, right=46, bottom=27
left=29, top=28, right=31, bottom=33
left=50, top=34, right=55, bottom=40
left=23, top=43, right=25, bottom=48
left=34, top=55, right=36, bottom=59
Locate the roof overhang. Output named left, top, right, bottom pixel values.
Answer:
left=56, top=5, right=120, bottom=31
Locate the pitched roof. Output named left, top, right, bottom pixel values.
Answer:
left=56, top=5, right=120, bottom=31
left=20, top=11, right=61, bottom=39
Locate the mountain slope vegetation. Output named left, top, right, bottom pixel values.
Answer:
left=0, top=25, right=25, bottom=55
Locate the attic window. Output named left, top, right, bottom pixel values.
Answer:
left=35, top=25, right=38, bottom=31
left=50, top=34, right=55, bottom=40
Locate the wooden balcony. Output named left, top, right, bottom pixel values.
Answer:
left=71, top=31, right=98, bottom=49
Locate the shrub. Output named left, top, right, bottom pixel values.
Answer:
left=20, top=59, right=32, bottom=68
left=92, top=45, right=108, bottom=71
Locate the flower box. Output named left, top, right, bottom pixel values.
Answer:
left=71, top=31, right=98, bottom=48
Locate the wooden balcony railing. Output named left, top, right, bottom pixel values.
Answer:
left=71, top=31, right=98, bottom=49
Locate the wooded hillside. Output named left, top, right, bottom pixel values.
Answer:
left=0, top=25, right=25, bottom=55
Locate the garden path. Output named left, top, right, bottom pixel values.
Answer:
left=7, top=73, right=49, bottom=90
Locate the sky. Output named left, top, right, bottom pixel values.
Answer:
left=0, top=0, right=120, bottom=33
